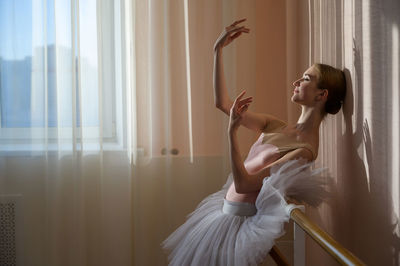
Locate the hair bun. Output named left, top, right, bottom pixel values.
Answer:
left=325, top=100, right=342, bottom=114
left=313, top=63, right=347, bottom=117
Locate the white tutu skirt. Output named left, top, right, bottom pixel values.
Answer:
left=162, top=159, right=329, bottom=266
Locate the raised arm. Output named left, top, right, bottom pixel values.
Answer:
left=213, top=19, right=247, bottom=113
left=228, top=91, right=313, bottom=194
left=213, top=19, right=281, bottom=133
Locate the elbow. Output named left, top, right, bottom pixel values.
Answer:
left=215, top=101, right=230, bottom=114
left=215, top=102, right=228, bottom=113
left=215, top=101, right=224, bottom=110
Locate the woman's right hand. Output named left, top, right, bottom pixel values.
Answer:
left=213, top=18, right=250, bottom=52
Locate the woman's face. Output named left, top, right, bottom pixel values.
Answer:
left=291, top=66, right=324, bottom=106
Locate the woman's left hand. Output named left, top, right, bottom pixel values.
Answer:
left=229, top=90, right=252, bottom=133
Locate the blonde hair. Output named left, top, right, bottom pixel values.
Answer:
left=313, top=63, right=346, bottom=115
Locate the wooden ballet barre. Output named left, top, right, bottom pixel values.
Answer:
left=269, top=245, right=290, bottom=266
left=288, top=207, right=366, bottom=266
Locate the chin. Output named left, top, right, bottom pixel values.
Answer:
left=291, top=97, right=305, bottom=107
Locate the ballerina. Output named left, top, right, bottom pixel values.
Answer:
left=163, top=18, right=346, bottom=266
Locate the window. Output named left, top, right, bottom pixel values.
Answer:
left=0, top=0, right=124, bottom=151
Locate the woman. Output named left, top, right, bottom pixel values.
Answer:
left=163, top=18, right=346, bottom=266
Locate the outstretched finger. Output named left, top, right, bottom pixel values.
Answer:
left=233, top=90, right=247, bottom=104
left=237, top=97, right=252, bottom=107
left=232, top=18, right=247, bottom=27
left=232, top=94, right=245, bottom=113
left=227, top=26, right=249, bottom=34
left=231, top=28, right=250, bottom=41
left=230, top=31, right=242, bottom=40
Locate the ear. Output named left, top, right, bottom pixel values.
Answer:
left=316, top=89, right=328, bottom=101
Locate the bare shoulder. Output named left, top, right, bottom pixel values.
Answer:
left=261, top=117, right=287, bottom=133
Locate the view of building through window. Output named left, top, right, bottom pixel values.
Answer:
left=0, top=0, right=100, bottom=129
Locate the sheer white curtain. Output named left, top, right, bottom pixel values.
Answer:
left=0, top=0, right=133, bottom=265
left=127, top=0, right=194, bottom=164
left=1, top=0, right=299, bottom=265
left=127, top=1, right=230, bottom=265
left=286, top=0, right=400, bottom=265
left=1, top=0, right=224, bottom=265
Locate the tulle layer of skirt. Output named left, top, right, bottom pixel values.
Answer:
left=162, top=159, right=328, bottom=266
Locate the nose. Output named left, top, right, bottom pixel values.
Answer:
left=292, top=78, right=302, bottom=86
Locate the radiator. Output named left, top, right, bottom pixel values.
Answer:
left=0, top=195, right=22, bottom=266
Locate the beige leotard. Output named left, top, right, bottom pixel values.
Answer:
left=262, top=127, right=316, bottom=159
left=226, top=120, right=317, bottom=203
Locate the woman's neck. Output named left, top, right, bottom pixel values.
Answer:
left=294, top=106, right=324, bottom=136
